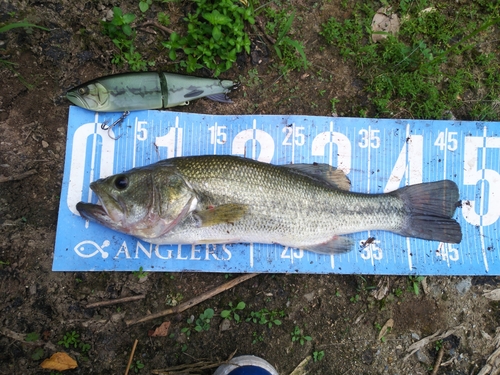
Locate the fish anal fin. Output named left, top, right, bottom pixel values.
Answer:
left=195, top=203, right=248, bottom=227
left=283, top=163, right=351, bottom=191
left=305, top=236, right=354, bottom=254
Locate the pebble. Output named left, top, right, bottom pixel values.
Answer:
left=220, top=319, right=231, bottom=332
left=456, top=277, right=472, bottom=295
left=42, top=140, right=49, bottom=148
left=303, top=291, right=315, bottom=302
left=415, top=349, right=431, bottom=365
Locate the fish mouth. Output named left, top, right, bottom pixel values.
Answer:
left=66, top=91, right=91, bottom=109
left=76, top=182, right=126, bottom=228
left=76, top=201, right=119, bottom=228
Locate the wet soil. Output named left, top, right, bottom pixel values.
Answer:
left=1, top=0, right=500, bottom=374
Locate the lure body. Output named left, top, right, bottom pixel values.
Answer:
left=66, top=72, right=235, bottom=112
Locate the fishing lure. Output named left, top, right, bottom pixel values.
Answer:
left=66, top=72, right=236, bottom=112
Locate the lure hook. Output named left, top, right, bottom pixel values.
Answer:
left=101, top=111, right=130, bottom=140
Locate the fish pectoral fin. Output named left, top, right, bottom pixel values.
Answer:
left=306, top=236, right=354, bottom=254
left=282, top=163, right=351, bottom=191
left=195, top=203, right=248, bottom=227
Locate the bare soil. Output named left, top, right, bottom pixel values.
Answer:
left=1, top=1, right=500, bottom=374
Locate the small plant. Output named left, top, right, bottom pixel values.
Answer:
left=133, top=266, right=148, bottom=279
left=102, top=7, right=151, bottom=71
left=264, top=8, right=309, bottom=74
left=350, top=294, right=360, bottom=303
left=58, top=330, right=91, bottom=352
left=291, top=325, right=312, bottom=345
left=31, top=347, right=44, bottom=360
left=58, top=331, right=80, bottom=349
left=221, top=301, right=246, bottom=322
left=252, top=331, right=264, bottom=344
left=435, top=339, right=443, bottom=351
left=195, top=308, right=215, bottom=332
left=131, top=360, right=145, bottom=373
left=330, top=97, right=340, bottom=114
left=408, top=276, right=425, bottom=295
left=25, top=332, right=40, bottom=342
left=246, top=308, right=284, bottom=328
left=394, top=287, right=404, bottom=297
left=313, top=350, right=325, bottom=362
left=163, top=0, right=255, bottom=76
left=181, top=315, right=195, bottom=337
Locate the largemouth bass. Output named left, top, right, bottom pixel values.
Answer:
left=76, top=155, right=462, bottom=254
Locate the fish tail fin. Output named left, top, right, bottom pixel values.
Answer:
left=393, top=180, right=462, bottom=243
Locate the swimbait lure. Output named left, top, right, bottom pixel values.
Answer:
left=66, top=72, right=236, bottom=112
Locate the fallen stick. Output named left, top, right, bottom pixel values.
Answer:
left=125, top=273, right=258, bottom=327
left=0, top=169, right=37, bottom=183
left=431, top=345, right=444, bottom=375
left=86, top=294, right=145, bottom=309
left=124, top=339, right=139, bottom=375
left=152, top=349, right=237, bottom=375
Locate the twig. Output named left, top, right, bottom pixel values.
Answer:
left=86, top=294, right=146, bottom=309
left=124, top=339, right=139, bottom=375
left=125, top=273, right=258, bottom=326
left=152, top=349, right=237, bottom=375
left=0, top=169, right=37, bottom=183
left=431, top=345, right=445, bottom=375
left=138, top=21, right=175, bottom=36
left=0, top=327, right=58, bottom=352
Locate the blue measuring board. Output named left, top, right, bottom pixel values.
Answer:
left=53, top=106, right=500, bottom=275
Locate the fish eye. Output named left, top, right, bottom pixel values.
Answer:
left=114, top=175, right=129, bottom=190
left=78, top=86, right=89, bottom=95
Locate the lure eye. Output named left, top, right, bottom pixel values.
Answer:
left=78, top=86, right=89, bottom=95
left=114, top=175, right=129, bottom=190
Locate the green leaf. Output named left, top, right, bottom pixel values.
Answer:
left=0, top=21, right=49, bottom=33
left=203, top=10, right=232, bottom=25
left=25, top=332, right=40, bottom=342
left=113, top=7, right=123, bottom=18
left=221, top=310, right=231, bottom=318
left=236, top=302, right=246, bottom=310
left=168, top=49, right=177, bottom=60
left=122, top=24, right=132, bottom=36
left=212, top=25, right=222, bottom=41
left=123, top=13, right=136, bottom=24
left=139, top=1, right=149, bottom=12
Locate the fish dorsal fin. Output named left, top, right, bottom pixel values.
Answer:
left=282, top=163, right=351, bottom=191
left=195, top=203, right=248, bottom=227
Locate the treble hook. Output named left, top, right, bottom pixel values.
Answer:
left=101, top=111, right=130, bottom=140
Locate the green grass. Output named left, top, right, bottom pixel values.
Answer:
left=320, top=1, right=500, bottom=120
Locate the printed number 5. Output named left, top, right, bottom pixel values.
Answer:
left=462, top=136, right=500, bottom=226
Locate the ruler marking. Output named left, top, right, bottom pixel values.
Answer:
left=480, top=126, right=489, bottom=272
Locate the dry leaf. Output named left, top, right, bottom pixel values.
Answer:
left=40, top=352, right=77, bottom=371
left=371, top=7, right=400, bottom=43
left=371, top=276, right=390, bottom=300
left=148, top=321, right=171, bottom=337
left=378, top=318, right=394, bottom=341
left=484, top=289, right=500, bottom=300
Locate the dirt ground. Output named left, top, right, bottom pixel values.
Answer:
left=1, top=0, right=500, bottom=374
